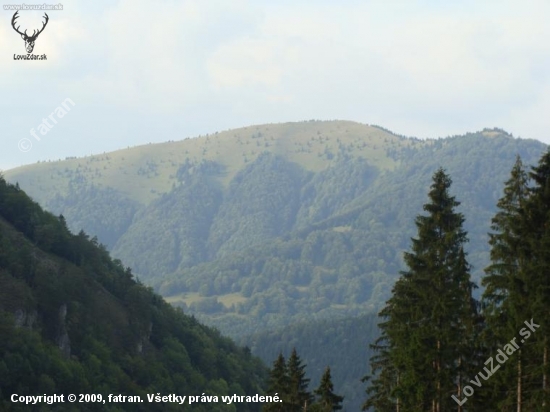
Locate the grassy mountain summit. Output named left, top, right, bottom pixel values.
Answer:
left=4, top=121, right=547, bottom=341
left=6, top=121, right=402, bottom=206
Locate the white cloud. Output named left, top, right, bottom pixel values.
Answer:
left=73, top=0, right=267, bottom=112
left=1, top=0, right=549, bottom=170
left=202, top=1, right=550, bottom=134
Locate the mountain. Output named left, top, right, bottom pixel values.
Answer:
left=5, top=120, right=548, bottom=411
left=0, top=175, right=267, bottom=411
left=5, top=121, right=546, bottom=339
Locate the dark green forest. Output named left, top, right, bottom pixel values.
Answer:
left=364, top=152, right=550, bottom=410
left=0, top=174, right=267, bottom=411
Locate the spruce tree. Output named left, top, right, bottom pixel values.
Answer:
left=523, top=150, right=550, bottom=408
left=362, top=337, right=398, bottom=411
left=482, top=155, right=531, bottom=411
left=314, top=366, right=344, bottom=411
left=287, top=348, right=313, bottom=412
left=364, top=168, right=479, bottom=411
left=263, top=353, right=290, bottom=412
left=483, top=151, right=550, bottom=409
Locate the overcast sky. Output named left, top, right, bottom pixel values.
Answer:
left=1, top=0, right=549, bottom=171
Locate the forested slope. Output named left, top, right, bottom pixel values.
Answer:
left=4, top=123, right=547, bottom=339
left=0, top=175, right=267, bottom=412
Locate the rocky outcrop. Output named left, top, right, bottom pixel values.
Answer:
left=57, top=303, right=71, bottom=358
left=13, top=309, right=37, bottom=329
left=136, top=321, right=153, bottom=354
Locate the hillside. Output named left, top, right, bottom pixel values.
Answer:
left=6, top=121, right=402, bottom=207
left=0, top=175, right=266, bottom=411
left=4, top=121, right=548, bottom=341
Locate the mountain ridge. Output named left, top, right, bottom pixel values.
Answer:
left=5, top=120, right=406, bottom=206
left=4, top=122, right=546, bottom=340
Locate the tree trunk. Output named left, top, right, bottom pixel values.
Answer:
left=436, top=340, right=441, bottom=412
left=457, top=356, right=462, bottom=412
left=432, top=359, right=436, bottom=412
left=517, top=351, right=521, bottom=412
left=543, top=339, right=547, bottom=408
left=396, top=373, right=400, bottom=412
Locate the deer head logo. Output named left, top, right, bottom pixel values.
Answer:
left=11, top=11, right=49, bottom=54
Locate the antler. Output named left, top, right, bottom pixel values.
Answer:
left=30, top=13, right=49, bottom=40
left=11, top=11, right=27, bottom=37
left=12, top=12, right=49, bottom=40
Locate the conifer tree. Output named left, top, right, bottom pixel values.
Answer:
left=482, top=156, right=531, bottom=411
left=287, top=348, right=313, bottom=412
left=523, top=150, right=550, bottom=408
left=314, top=366, right=344, bottom=411
left=263, top=353, right=290, bottom=412
left=362, top=338, right=398, bottom=411
left=364, top=168, right=479, bottom=411
left=483, top=151, right=550, bottom=410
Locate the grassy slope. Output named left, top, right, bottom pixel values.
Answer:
left=5, top=121, right=407, bottom=206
